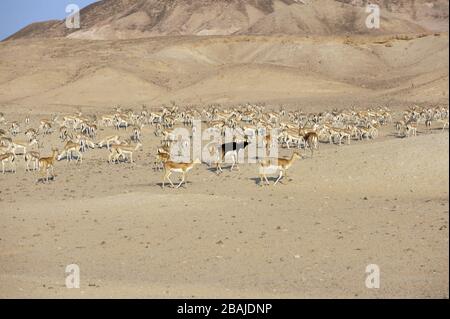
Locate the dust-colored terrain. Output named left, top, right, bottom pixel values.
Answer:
left=1, top=0, right=448, bottom=109
left=0, top=33, right=448, bottom=110
left=0, top=113, right=448, bottom=298
left=0, top=0, right=449, bottom=299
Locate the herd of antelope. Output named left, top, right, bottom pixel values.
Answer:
left=0, top=104, right=448, bottom=187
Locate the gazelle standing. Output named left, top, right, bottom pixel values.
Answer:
left=0, top=152, right=16, bottom=174
left=37, top=148, right=59, bottom=183
left=258, top=151, right=302, bottom=186
left=25, top=151, right=40, bottom=171
left=58, top=141, right=83, bottom=163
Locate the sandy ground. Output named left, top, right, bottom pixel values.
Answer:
left=0, top=113, right=448, bottom=298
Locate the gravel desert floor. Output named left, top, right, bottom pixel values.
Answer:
left=0, top=113, right=448, bottom=298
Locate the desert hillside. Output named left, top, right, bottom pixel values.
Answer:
left=6, top=0, right=447, bottom=41
left=2, top=0, right=447, bottom=112
left=0, top=33, right=448, bottom=112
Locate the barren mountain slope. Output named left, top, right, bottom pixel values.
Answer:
left=4, top=0, right=436, bottom=41
left=0, top=33, right=447, bottom=110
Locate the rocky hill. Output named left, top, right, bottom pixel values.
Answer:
left=6, top=0, right=446, bottom=41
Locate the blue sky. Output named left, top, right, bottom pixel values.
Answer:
left=0, top=0, right=99, bottom=40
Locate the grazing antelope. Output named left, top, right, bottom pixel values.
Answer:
left=132, top=126, right=142, bottom=142
left=281, top=131, right=305, bottom=149
left=58, top=141, right=83, bottom=163
left=59, top=126, right=69, bottom=141
left=303, top=132, right=319, bottom=157
left=25, top=128, right=38, bottom=142
left=10, top=121, right=20, bottom=136
left=108, top=143, right=142, bottom=164
left=395, top=121, right=405, bottom=136
left=25, top=151, right=40, bottom=171
left=37, top=148, right=59, bottom=183
left=78, top=136, right=96, bottom=152
left=162, top=159, right=201, bottom=189
left=10, top=139, right=38, bottom=159
left=39, top=120, right=52, bottom=134
left=97, top=135, right=120, bottom=150
left=259, top=152, right=302, bottom=186
left=114, top=116, right=129, bottom=130
left=405, top=122, right=418, bottom=137
left=0, top=152, right=16, bottom=174
left=263, top=133, right=273, bottom=154
left=81, top=122, right=97, bottom=138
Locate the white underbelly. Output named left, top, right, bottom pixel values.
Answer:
left=260, top=165, right=280, bottom=174
left=224, top=151, right=237, bottom=160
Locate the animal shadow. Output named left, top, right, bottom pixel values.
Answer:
left=157, top=181, right=192, bottom=189
left=36, top=175, right=56, bottom=184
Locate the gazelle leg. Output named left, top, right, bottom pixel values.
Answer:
left=264, top=174, right=270, bottom=185
left=163, top=173, right=167, bottom=188
left=216, top=162, right=222, bottom=174
left=176, top=172, right=185, bottom=189
left=231, top=154, right=239, bottom=171
left=165, top=172, right=174, bottom=188
left=274, top=170, right=283, bottom=185
left=39, top=169, right=44, bottom=183
left=262, top=174, right=268, bottom=186
left=167, top=177, right=175, bottom=188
